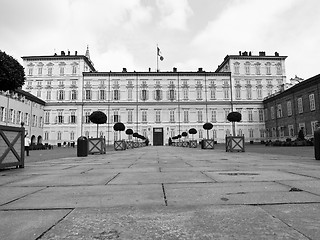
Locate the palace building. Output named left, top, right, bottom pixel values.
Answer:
left=21, top=48, right=287, bottom=146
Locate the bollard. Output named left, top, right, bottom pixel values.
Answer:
left=314, top=129, right=320, bottom=160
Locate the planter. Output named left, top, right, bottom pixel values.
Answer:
left=114, top=140, right=126, bottom=151
left=88, top=137, right=106, bottom=154
left=172, top=142, right=176, bottom=146
left=226, top=136, right=245, bottom=152
left=201, top=139, right=214, bottom=149
left=126, top=141, right=133, bottom=149
left=189, top=140, right=198, bottom=148
left=177, top=141, right=183, bottom=147
left=133, top=141, right=139, bottom=148
left=182, top=141, right=189, bottom=147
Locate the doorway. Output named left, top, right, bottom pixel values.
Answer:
left=153, top=127, right=163, bottom=146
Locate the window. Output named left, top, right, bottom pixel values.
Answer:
left=279, top=126, right=285, bottom=138
left=199, top=129, right=203, bottom=139
left=210, top=89, right=216, bottom=99
left=70, top=111, right=76, bottom=124
left=72, top=65, right=77, bottom=75
left=276, top=63, right=282, bottom=75
left=297, top=97, right=303, bottom=113
left=288, top=125, right=294, bottom=137
left=48, top=67, right=52, bottom=76
left=249, top=129, right=254, bottom=138
left=113, top=111, right=119, bottom=123
left=99, top=90, right=105, bottom=100
left=260, top=129, right=264, bottom=138
left=211, top=110, right=217, bottom=122
left=183, top=88, right=188, bottom=100
left=57, top=131, right=62, bottom=140
left=128, top=110, right=133, bottom=123
left=85, top=111, right=91, bottom=123
left=235, top=87, right=241, bottom=99
left=257, top=87, right=262, bottom=99
left=155, top=89, right=162, bottom=101
left=255, top=63, right=260, bottom=75
left=141, top=110, right=147, bottom=122
left=37, top=90, right=41, bottom=98
left=128, top=89, right=133, bottom=101
left=197, top=110, right=203, bottom=122
left=57, top=111, right=64, bottom=124
left=38, top=67, right=42, bottom=75
left=266, top=63, right=271, bottom=75
left=71, top=90, right=77, bottom=100
left=183, top=110, right=189, bottom=123
left=246, top=87, right=252, bottom=99
left=141, top=89, right=147, bottom=101
left=58, top=90, right=64, bottom=100
left=44, top=111, right=50, bottom=124
left=70, top=132, right=75, bottom=141
left=196, top=89, right=202, bottom=99
left=113, top=90, right=120, bottom=100
left=224, top=109, right=230, bottom=121
left=248, top=109, right=253, bottom=122
left=223, top=88, right=229, bottom=99
left=169, top=110, right=175, bottom=122
left=44, top=131, right=49, bottom=141
left=28, top=68, right=33, bottom=76
left=169, top=89, right=175, bottom=100
left=267, top=87, right=273, bottom=96
left=234, top=63, right=240, bottom=74
left=277, top=104, right=282, bottom=118
left=155, top=110, right=161, bottom=123
left=60, top=67, right=64, bottom=75
left=270, top=106, right=275, bottom=119
left=311, top=121, right=318, bottom=135
left=286, top=101, right=292, bottom=116
left=309, top=94, right=315, bottom=111
left=85, top=90, right=91, bottom=100
left=244, top=62, right=250, bottom=75
left=258, top=109, right=264, bottom=122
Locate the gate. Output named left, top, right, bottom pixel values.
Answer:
left=0, top=125, right=24, bottom=169
left=153, top=128, right=163, bottom=146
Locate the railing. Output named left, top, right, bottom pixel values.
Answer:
left=0, top=125, right=25, bottom=169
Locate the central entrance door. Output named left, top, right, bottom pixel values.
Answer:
left=153, top=127, right=164, bottom=146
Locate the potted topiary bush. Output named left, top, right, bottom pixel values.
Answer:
left=181, top=131, right=189, bottom=147
left=87, top=111, right=107, bottom=154
left=132, top=132, right=139, bottom=148
left=188, top=128, right=198, bottom=148
left=113, top=122, right=126, bottom=150
left=202, top=122, right=214, bottom=149
left=177, top=134, right=183, bottom=147
left=125, top=128, right=134, bottom=149
left=226, top=112, right=245, bottom=152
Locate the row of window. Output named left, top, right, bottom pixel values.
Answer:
left=267, top=94, right=316, bottom=120
left=45, top=108, right=264, bottom=125
left=0, top=107, right=43, bottom=127
left=266, top=121, right=318, bottom=138
left=234, top=62, right=282, bottom=75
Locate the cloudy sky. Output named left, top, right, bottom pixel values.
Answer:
left=1, top=0, right=319, bottom=80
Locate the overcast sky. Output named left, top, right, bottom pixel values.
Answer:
left=1, top=0, right=319, bottom=80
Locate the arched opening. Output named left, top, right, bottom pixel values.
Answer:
left=37, top=135, right=43, bottom=144
left=31, top=135, right=36, bottom=145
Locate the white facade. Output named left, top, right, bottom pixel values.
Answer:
left=21, top=50, right=287, bottom=145
left=0, top=89, right=45, bottom=144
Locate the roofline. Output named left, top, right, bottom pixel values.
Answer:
left=263, top=74, right=320, bottom=103
left=215, top=54, right=288, bottom=72
left=14, top=88, right=46, bottom=105
left=22, top=55, right=96, bottom=72
left=83, top=71, right=231, bottom=77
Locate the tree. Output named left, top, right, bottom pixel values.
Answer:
left=188, top=128, right=197, bottom=139
left=113, top=122, right=126, bottom=140
left=125, top=129, right=133, bottom=140
left=0, top=51, right=25, bottom=91
left=227, top=112, right=242, bottom=136
left=203, top=122, right=213, bottom=139
left=89, top=111, right=107, bottom=137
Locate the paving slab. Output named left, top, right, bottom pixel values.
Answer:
left=0, top=209, right=71, bottom=240
left=164, top=182, right=320, bottom=206
left=109, top=171, right=214, bottom=185
left=262, top=203, right=320, bottom=240
left=277, top=179, right=320, bottom=195
left=0, top=186, right=45, bottom=205
left=38, top=206, right=308, bottom=240
left=1, top=184, right=165, bottom=209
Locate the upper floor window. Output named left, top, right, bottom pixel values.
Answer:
left=156, top=110, right=161, bottom=123
left=85, top=111, right=91, bottom=123
left=141, top=110, right=147, bottom=122
left=211, top=110, right=217, bottom=122
left=169, top=89, right=175, bottom=100
left=255, top=63, right=261, bottom=75
left=287, top=101, right=292, bottom=116
left=297, top=97, right=303, bottom=113
left=258, top=109, right=264, bottom=122
left=197, top=110, right=203, bottom=122
left=28, top=68, right=33, bottom=76
left=113, top=90, right=120, bottom=100
left=48, top=67, right=52, bottom=76
left=85, top=89, right=91, bottom=100
left=210, top=88, right=216, bottom=99
left=38, top=67, right=42, bottom=75
left=155, top=89, right=162, bottom=101
left=248, top=109, right=253, bottom=122
left=277, top=104, right=283, bottom=118
left=71, top=90, right=77, bottom=100
left=224, top=88, right=229, bottom=99
left=58, top=90, right=64, bottom=100
left=276, top=63, right=282, bottom=75
left=183, top=110, right=189, bottom=123
left=234, top=62, right=240, bottom=74
left=309, top=94, right=316, bottom=111
left=141, top=89, right=148, bottom=101
left=196, top=89, right=202, bottom=99
left=169, top=110, right=175, bottom=122
left=266, top=63, right=271, bottom=75
left=99, top=90, right=105, bottom=100
left=244, top=62, right=251, bottom=75
left=128, top=110, right=133, bottom=123
left=72, top=65, right=77, bottom=75
left=246, top=87, right=252, bottom=100
left=70, top=111, right=76, bottom=124
left=271, top=106, right=275, bottom=119
left=257, top=87, right=262, bottom=99
left=60, top=67, right=64, bottom=75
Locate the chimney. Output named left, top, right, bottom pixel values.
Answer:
left=68, top=50, right=70, bottom=55
left=198, top=67, right=203, bottom=72
left=275, top=52, right=279, bottom=56
left=239, top=51, right=242, bottom=56
left=259, top=51, right=266, bottom=56
left=148, top=67, right=151, bottom=72
left=173, top=67, right=177, bottom=72
left=75, top=51, right=77, bottom=56
left=242, top=51, right=248, bottom=56
left=122, top=68, right=127, bottom=72
left=61, top=51, right=65, bottom=56
left=249, top=51, right=252, bottom=56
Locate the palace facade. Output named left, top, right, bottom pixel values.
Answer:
left=21, top=49, right=287, bottom=146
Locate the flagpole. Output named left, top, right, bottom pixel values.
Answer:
left=156, top=44, right=159, bottom=72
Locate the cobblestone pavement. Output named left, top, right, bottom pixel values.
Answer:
left=1, top=145, right=320, bottom=239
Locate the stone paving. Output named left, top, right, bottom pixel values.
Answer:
left=1, top=146, right=320, bottom=239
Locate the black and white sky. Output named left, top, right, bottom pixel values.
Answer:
left=1, top=0, right=319, bottom=80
